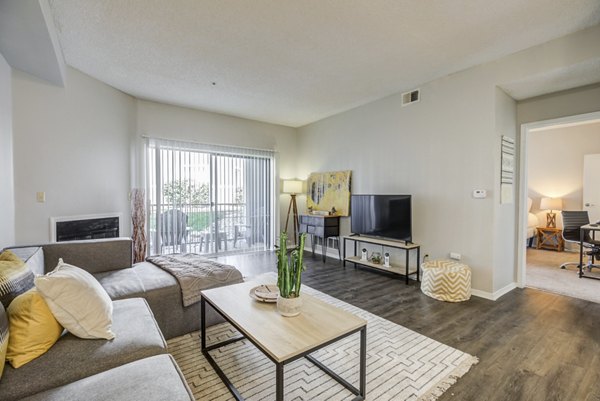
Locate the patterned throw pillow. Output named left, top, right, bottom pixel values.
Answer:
left=0, top=251, right=35, bottom=309
left=0, top=302, right=9, bottom=379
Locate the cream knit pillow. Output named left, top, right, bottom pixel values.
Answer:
left=34, top=259, right=115, bottom=340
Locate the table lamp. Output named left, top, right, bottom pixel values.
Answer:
left=540, top=197, right=562, bottom=228
left=282, top=179, right=303, bottom=244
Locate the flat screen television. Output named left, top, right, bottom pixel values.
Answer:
left=351, top=194, right=412, bottom=242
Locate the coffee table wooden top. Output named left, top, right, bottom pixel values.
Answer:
left=201, top=280, right=367, bottom=363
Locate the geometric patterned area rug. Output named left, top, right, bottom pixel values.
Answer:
left=168, top=284, right=478, bottom=401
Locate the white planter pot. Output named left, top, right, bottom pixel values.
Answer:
left=276, top=295, right=302, bottom=317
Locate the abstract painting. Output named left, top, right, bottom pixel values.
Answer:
left=306, top=170, right=352, bottom=216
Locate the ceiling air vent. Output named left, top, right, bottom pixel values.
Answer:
left=401, top=89, right=420, bottom=107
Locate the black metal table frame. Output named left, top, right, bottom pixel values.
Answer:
left=343, top=236, right=420, bottom=284
left=579, top=225, right=600, bottom=280
left=201, top=296, right=367, bottom=401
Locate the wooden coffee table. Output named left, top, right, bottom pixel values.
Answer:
left=201, top=281, right=367, bottom=401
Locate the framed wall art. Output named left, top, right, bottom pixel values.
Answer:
left=306, top=170, right=352, bottom=216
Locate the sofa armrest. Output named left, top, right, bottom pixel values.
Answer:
left=42, top=238, right=133, bottom=274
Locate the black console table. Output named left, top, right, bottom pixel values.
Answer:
left=343, top=235, right=420, bottom=284
left=299, top=215, right=340, bottom=261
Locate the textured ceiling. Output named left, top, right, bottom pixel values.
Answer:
left=48, top=0, right=600, bottom=127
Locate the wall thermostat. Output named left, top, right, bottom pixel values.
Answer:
left=473, top=189, right=487, bottom=199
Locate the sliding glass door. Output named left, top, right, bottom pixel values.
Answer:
left=145, top=138, right=275, bottom=256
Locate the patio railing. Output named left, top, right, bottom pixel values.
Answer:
left=148, top=202, right=268, bottom=255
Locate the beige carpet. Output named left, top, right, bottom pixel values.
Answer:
left=526, top=248, right=600, bottom=304
left=168, top=282, right=478, bottom=401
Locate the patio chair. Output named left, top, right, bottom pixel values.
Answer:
left=159, top=209, right=189, bottom=254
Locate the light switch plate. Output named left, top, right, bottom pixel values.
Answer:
left=36, top=192, right=45, bottom=203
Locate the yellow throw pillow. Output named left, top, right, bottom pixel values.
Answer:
left=6, top=288, right=63, bottom=368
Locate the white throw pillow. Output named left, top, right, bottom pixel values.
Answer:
left=34, top=259, right=115, bottom=340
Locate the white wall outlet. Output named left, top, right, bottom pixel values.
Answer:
left=473, top=189, right=487, bottom=199
left=450, top=252, right=461, bottom=260
left=36, top=191, right=46, bottom=203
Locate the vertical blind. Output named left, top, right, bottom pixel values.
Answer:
left=145, top=137, right=276, bottom=256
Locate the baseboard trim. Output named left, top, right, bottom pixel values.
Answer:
left=471, top=282, right=517, bottom=301
left=304, top=244, right=518, bottom=302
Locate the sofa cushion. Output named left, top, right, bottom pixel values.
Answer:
left=20, top=354, right=194, bottom=401
left=133, top=261, right=225, bottom=339
left=42, top=238, right=133, bottom=274
left=96, top=261, right=228, bottom=340
left=35, top=259, right=115, bottom=340
left=6, top=289, right=63, bottom=368
left=0, top=250, right=34, bottom=309
left=0, top=298, right=166, bottom=401
left=94, top=268, right=146, bottom=299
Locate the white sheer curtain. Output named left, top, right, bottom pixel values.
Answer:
left=145, top=137, right=276, bottom=256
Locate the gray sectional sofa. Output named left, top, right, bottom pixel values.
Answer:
left=10, top=238, right=228, bottom=339
left=0, top=238, right=242, bottom=400
left=0, top=298, right=191, bottom=400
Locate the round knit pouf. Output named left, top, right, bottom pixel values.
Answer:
left=420, top=260, right=471, bottom=302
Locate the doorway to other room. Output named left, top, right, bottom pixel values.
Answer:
left=519, top=113, right=600, bottom=303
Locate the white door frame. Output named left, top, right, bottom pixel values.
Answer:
left=516, top=111, right=600, bottom=288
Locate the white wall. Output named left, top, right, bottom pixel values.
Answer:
left=493, top=88, right=517, bottom=292
left=297, top=24, right=600, bottom=295
left=297, top=66, right=497, bottom=292
left=0, top=52, right=15, bottom=248
left=518, top=84, right=600, bottom=126
left=135, top=100, right=298, bottom=234
left=11, top=68, right=297, bottom=245
left=527, top=121, right=600, bottom=227
left=12, top=67, right=136, bottom=244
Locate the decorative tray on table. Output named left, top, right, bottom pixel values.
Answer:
left=249, top=284, right=279, bottom=303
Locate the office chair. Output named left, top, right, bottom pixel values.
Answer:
left=560, top=211, right=600, bottom=271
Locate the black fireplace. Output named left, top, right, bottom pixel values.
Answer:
left=55, top=217, right=120, bottom=242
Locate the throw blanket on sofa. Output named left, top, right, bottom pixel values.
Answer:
left=146, top=254, right=243, bottom=307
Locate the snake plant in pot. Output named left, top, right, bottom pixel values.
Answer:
left=276, top=232, right=307, bottom=317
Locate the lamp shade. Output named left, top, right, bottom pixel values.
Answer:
left=540, top=197, right=562, bottom=211
left=282, top=179, right=303, bottom=194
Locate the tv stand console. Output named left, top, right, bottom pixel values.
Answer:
left=343, top=236, right=421, bottom=284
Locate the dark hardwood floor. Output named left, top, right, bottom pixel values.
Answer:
left=217, top=250, right=600, bottom=401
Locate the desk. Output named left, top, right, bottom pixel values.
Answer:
left=579, top=224, right=600, bottom=280
left=299, top=215, right=340, bottom=262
